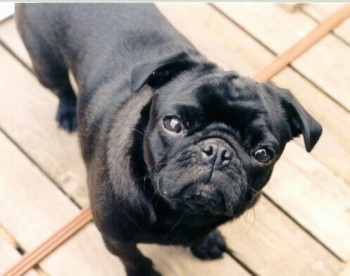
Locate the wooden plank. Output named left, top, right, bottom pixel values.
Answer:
left=0, top=131, right=128, bottom=275
left=302, top=4, right=350, bottom=44
left=51, top=227, right=245, bottom=276
left=213, top=3, right=350, bottom=112
left=291, top=33, right=350, bottom=111
left=0, top=44, right=88, bottom=206
left=3, top=207, right=92, bottom=276
left=220, top=197, right=343, bottom=275
left=5, top=207, right=248, bottom=276
left=140, top=245, right=250, bottom=276
left=279, top=3, right=304, bottom=13
left=339, top=261, right=350, bottom=276
left=155, top=3, right=275, bottom=76
left=268, top=142, right=350, bottom=260
left=0, top=15, right=32, bottom=66
left=0, top=235, right=37, bottom=275
left=272, top=67, right=350, bottom=185
left=0, top=3, right=14, bottom=22
left=1, top=7, right=272, bottom=77
left=39, top=224, right=126, bottom=276
left=303, top=3, right=343, bottom=17
left=253, top=4, right=350, bottom=83
left=213, top=3, right=317, bottom=54
left=0, top=131, right=80, bottom=251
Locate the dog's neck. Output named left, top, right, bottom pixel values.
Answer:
left=107, top=86, right=152, bottom=182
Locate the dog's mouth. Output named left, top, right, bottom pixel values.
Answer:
left=180, top=183, right=226, bottom=215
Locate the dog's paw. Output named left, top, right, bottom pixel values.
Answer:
left=190, top=230, right=228, bottom=260
left=126, top=258, right=161, bottom=276
left=127, top=269, right=161, bottom=276
left=55, top=100, right=77, bottom=132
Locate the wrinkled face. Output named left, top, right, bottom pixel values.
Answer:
left=143, top=73, right=290, bottom=217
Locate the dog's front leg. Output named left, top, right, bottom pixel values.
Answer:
left=103, top=237, right=160, bottom=276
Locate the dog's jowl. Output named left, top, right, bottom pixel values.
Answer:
left=16, top=4, right=322, bottom=276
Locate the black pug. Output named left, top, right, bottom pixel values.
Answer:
left=16, top=3, right=322, bottom=276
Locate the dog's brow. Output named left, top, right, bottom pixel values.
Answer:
left=176, top=104, right=202, bottom=122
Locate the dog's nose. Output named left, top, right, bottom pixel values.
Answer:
left=200, top=141, right=233, bottom=166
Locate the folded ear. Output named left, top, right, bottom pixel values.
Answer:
left=131, top=52, right=197, bottom=92
left=264, top=83, right=322, bottom=152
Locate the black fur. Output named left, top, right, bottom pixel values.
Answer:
left=16, top=4, right=322, bottom=276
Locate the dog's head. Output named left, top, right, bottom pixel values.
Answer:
left=131, top=52, right=322, bottom=218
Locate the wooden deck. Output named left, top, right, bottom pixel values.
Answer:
left=1, top=3, right=350, bottom=275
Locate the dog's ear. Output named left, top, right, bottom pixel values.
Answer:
left=264, top=83, right=322, bottom=152
left=131, top=52, right=197, bottom=92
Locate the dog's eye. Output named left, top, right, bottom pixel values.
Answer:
left=253, top=148, right=273, bottom=164
left=163, top=116, right=183, bottom=134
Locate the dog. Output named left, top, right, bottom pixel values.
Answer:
left=16, top=3, right=322, bottom=276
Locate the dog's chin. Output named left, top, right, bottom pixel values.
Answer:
left=156, top=178, right=256, bottom=218
left=180, top=183, right=227, bottom=215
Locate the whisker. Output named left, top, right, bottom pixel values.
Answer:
left=131, top=127, right=146, bottom=135
left=246, top=184, right=260, bottom=194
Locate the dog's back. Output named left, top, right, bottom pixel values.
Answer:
left=16, top=3, right=198, bottom=138
left=16, top=4, right=194, bottom=91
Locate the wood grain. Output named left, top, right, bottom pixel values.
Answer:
left=0, top=44, right=88, bottom=206
left=268, top=142, right=350, bottom=260
left=303, top=3, right=350, bottom=44
left=214, top=3, right=350, bottom=111
left=253, top=5, right=350, bottom=82
left=272, top=67, right=350, bottom=184
left=3, top=207, right=92, bottom=276
left=339, top=261, right=350, bottom=276
left=0, top=235, right=37, bottom=275
left=140, top=245, right=250, bottom=276
left=220, top=197, right=342, bottom=275
left=0, top=130, right=127, bottom=275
